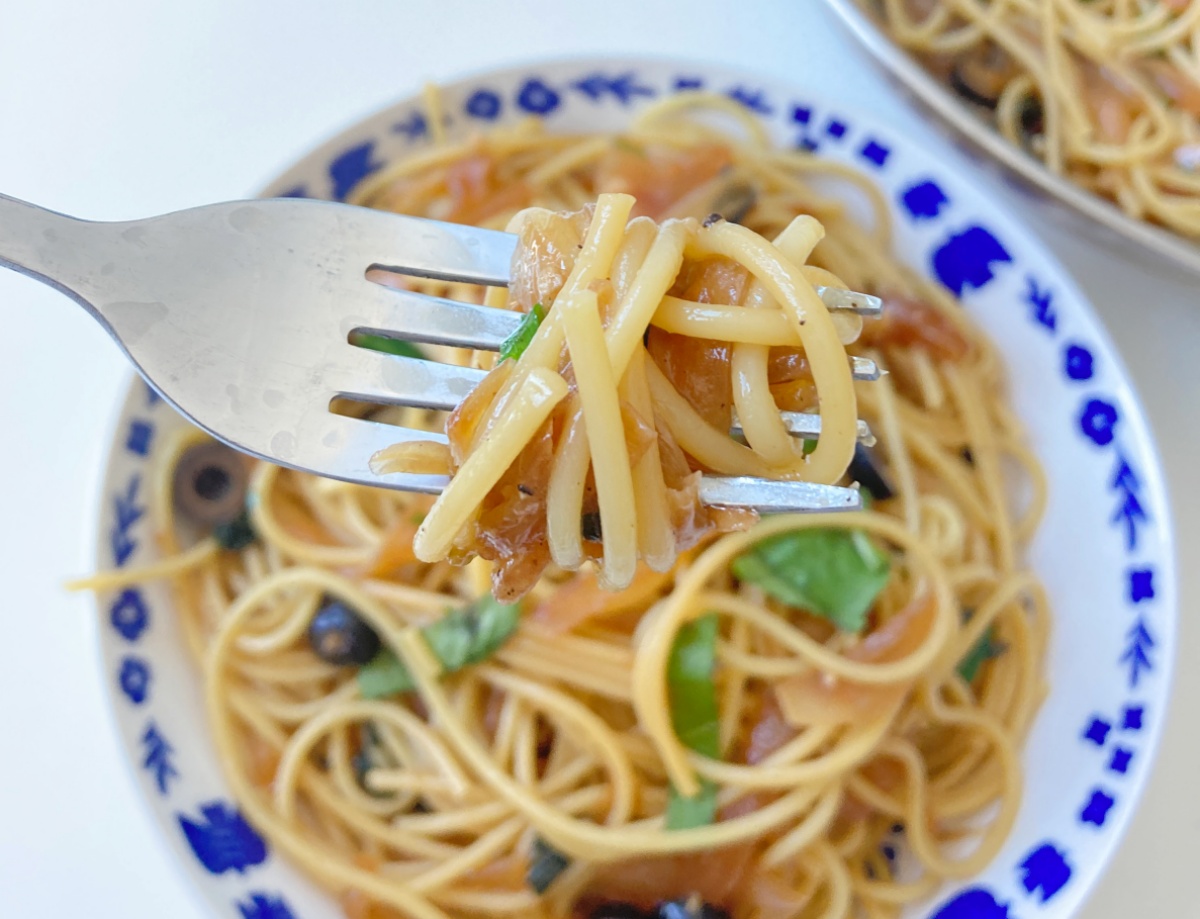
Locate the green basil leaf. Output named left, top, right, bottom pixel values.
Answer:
left=664, top=613, right=720, bottom=830
left=731, top=528, right=891, bottom=633
left=357, top=595, right=521, bottom=699
left=499, top=303, right=545, bottom=362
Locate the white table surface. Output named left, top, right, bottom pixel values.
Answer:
left=0, top=2, right=1194, bottom=916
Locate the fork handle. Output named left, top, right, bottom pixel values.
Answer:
left=0, top=193, right=109, bottom=308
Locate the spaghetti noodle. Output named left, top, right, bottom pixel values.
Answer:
left=90, top=95, right=1050, bottom=919
left=871, top=0, right=1200, bottom=238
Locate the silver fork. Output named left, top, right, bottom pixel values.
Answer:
left=0, top=194, right=882, bottom=513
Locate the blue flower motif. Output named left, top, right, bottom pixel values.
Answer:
left=110, top=588, right=149, bottom=642
left=1019, top=843, right=1072, bottom=902
left=1129, top=568, right=1155, bottom=603
left=328, top=141, right=383, bottom=202
left=1109, top=747, right=1133, bottom=775
left=119, top=656, right=151, bottom=705
left=1078, top=397, right=1119, bottom=446
left=932, top=226, right=1013, bottom=296
left=125, top=419, right=154, bottom=457
left=1122, top=706, right=1144, bottom=731
left=900, top=180, right=948, bottom=220
left=178, top=801, right=268, bottom=874
left=791, top=105, right=812, bottom=125
left=1065, top=344, right=1094, bottom=380
left=1080, top=789, right=1116, bottom=827
left=930, top=887, right=1011, bottom=918
left=859, top=139, right=890, bottom=167
left=517, top=79, right=560, bottom=115
left=465, top=89, right=501, bottom=121
left=1082, top=717, right=1111, bottom=746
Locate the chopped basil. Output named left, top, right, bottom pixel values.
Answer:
left=350, top=331, right=425, bottom=360
left=213, top=509, right=256, bottom=550
left=958, top=626, right=1004, bottom=683
left=526, top=837, right=571, bottom=894
left=499, top=303, right=545, bottom=362
left=664, top=614, right=720, bottom=831
left=731, top=529, right=891, bottom=633
left=357, top=595, right=521, bottom=698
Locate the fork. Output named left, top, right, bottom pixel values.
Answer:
left=0, top=193, right=882, bottom=513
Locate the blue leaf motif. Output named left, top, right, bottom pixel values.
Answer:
left=726, top=85, right=772, bottom=114
left=392, top=111, right=428, bottom=140
left=110, top=473, right=145, bottom=568
left=1024, top=276, right=1057, bottom=332
left=1109, top=452, right=1148, bottom=550
left=238, top=893, right=296, bottom=919
left=571, top=72, right=655, bottom=105
left=141, top=720, right=179, bottom=795
left=1120, top=618, right=1156, bottom=688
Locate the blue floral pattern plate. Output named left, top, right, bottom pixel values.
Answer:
left=93, top=58, right=1177, bottom=919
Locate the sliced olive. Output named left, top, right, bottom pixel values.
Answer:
left=308, top=598, right=381, bottom=666
left=1019, top=93, right=1045, bottom=138
left=949, top=43, right=1016, bottom=110
left=589, top=904, right=649, bottom=919
left=173, top=440, right=249, bottom=527
left=847, top=442, right=895, bottom=502
left=581, top=512, right=604, bottom=543
left=709, top=181, right=757, bottom=225
left=656, top=901, right=730, bottom=919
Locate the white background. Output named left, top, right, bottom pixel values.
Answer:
left=0, top=2, right=1195, bottom=917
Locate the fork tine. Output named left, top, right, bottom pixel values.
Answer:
left=730, top=412, right=873, bottom=442
left=329, top=347, right=487, bottom=411
left=851, top=357, right=881, bottom=380
left=698, top=477, right=861, bottom=512
left=815, top=286, right=882, bottom=316
left=363, top=218, right=518, bottom=287
left=350, top=284, right=522, bottom=351
left=286, top=414, right=450, bottom=493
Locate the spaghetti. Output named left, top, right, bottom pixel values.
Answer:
left=871, top=0, right=1200, bottom=237
left=89, top=95, right=1050, bottom=919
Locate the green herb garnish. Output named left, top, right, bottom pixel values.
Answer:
left=957, top=626, right=1004, bottom=683
left=526, top=837, right=571, bottom=894
left=351, top=331, right=425, bottom=360
left=664, top=613, right=720, bottom=830
left=731, top=529, right=891, bottom=633
left=213, top=509, right=256, bottom=550
left=499, top=303, right=545, bottom=362
left=357, top=595, right=521, bottom=698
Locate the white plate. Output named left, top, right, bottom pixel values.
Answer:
left=822, top=0, right=1200, bottom=281
left=93, top=57, right=1177, bottom=919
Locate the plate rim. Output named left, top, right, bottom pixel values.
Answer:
left=91, top=52, right=1180, bottom=919
left=820, top=0, right=1200, bottom=280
